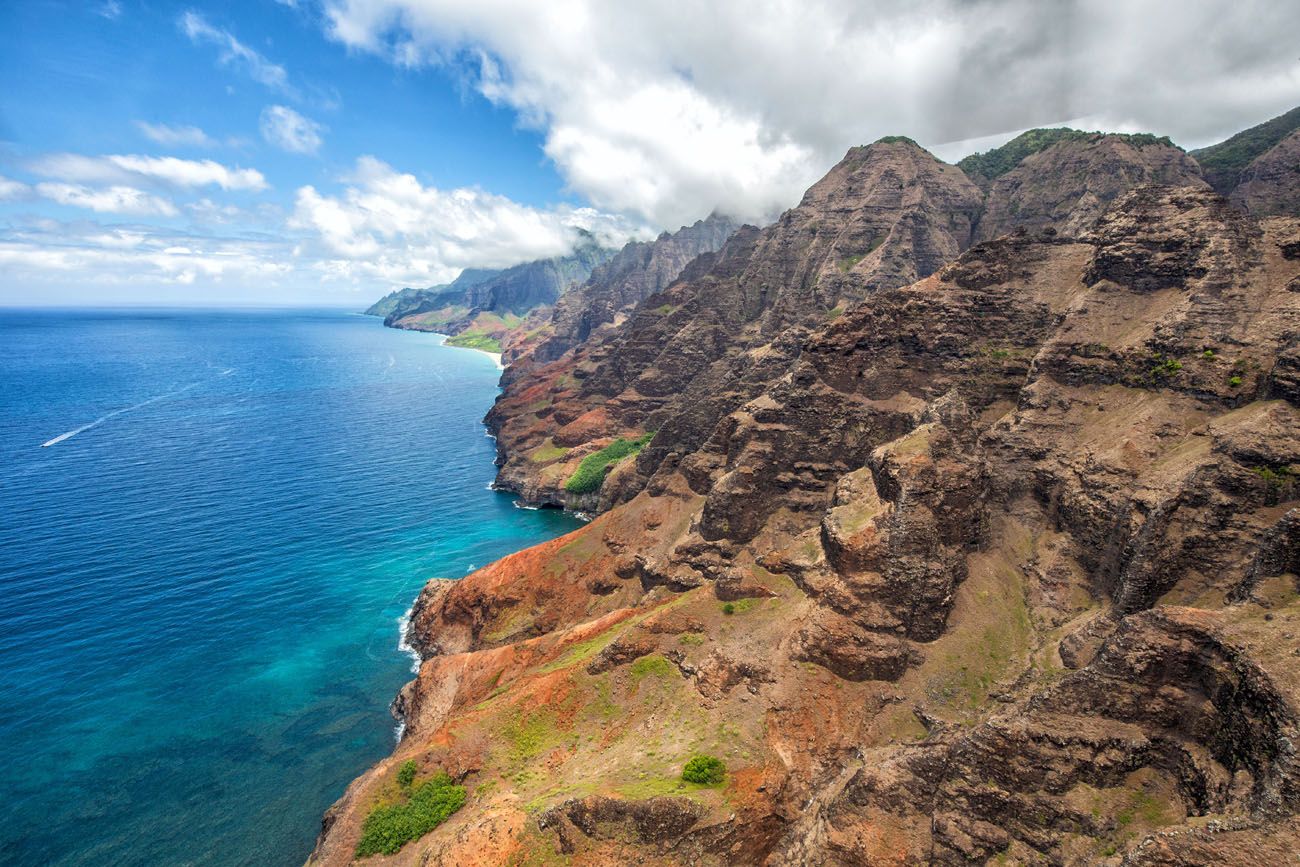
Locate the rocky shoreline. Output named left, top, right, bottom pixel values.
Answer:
left=315, top=113, right=1300, bottom=865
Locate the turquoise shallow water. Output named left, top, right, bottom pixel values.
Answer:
left=0, top=308, right=580, bottom=866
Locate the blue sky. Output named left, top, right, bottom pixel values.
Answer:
left=0, top=1, right=607, bottom=304
left=2, top=0, right=1297, bottom=305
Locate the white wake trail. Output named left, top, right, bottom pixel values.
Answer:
left=41, top=383, right=198, bottom=448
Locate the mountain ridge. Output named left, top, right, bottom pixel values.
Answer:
left=320, top=110, right=1300, bottom=865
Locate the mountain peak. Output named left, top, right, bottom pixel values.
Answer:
left=959, top=127, right=1179, bottom=183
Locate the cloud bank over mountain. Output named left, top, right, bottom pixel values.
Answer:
left=321, top=0, right=1300, bottom=226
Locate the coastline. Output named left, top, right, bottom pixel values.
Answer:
left=359, top=312, right=506, bottom=370
left=433, top=333, right=505, bottom=370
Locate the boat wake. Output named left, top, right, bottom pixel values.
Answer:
left=41, top=383, right=198, bottom=448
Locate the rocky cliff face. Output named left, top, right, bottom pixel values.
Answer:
left=527, top=214, right=739, bottom=364
left=326, top=113, right=1300, bottom=865
left=485, top=135, right=1212, bottom=514
left=486, top=139, right=987, bottom=509
left=1229, top=129, right=1300, bottom=218
left=462, top=233, right=616, bottom=317
left=364, top=268, right=499, bottom=318
left=973, top=134, right=1205, bottom=241
left=313, top=152, right=1300, bottom=864
left=1192, top=105, right=1300, bottom=197
left=383, top=233, right=617, bottom=340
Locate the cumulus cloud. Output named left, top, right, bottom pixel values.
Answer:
left=318, top=0, right=1300, bottom=226
left=289, top=156, right=645, bottom=285
left=179, top=10, right=297, bottom=98
left=136, top=121, right=216, bottom=148
left=34, top=183, right=179, bottom=217
left=29, top=153, right=267, bottom=191
left=260, top=106, right=325, bottom=154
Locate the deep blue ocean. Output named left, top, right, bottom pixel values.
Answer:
left=0, top=308, right=579, bottom=866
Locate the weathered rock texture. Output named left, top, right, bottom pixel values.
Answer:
left=486, top=135, right=1208, bottom=513
left=313, top=164, right=1300, bottom=865
left=974, top=135, right=1206, bottom=241
left=1229, top=129, right=1300, bottom=218
left=528, top=214, right=739, bottom=364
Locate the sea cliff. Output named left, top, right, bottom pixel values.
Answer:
left=317, top=111, right=1300, bottom=865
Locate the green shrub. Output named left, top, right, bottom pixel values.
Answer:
left=396, top=759, right=417, bottom=789
left=721, top=602, right=735, bottom=615
left=874, top=135, right=920, bottom=146
left=1202, top=349, right=1216, bottom=359
left=355, top=771, right=467, bottom=857
left=1150, top=354, right=1182, bottom=378
left=563, top=433, right=653, bottom=494
left=1229, top=375, right=1243, bottom=387
left=681, top=754, right=725, bottom=785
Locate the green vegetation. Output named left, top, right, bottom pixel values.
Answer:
left=446, top=332, right=503, bottom=353
left=1252, top=465, right=1295, bottom=505
left=1202, top=349, right=1216, bottom=359
left=837, top=255, right=863, bottom=273
left=1229, top=375, right=1243, bottom=388
left=721, top=597, right=759, bottom=616
left=1150, top=353, right=1182, bottom=379
left=563, top=432, right=653, bottom=494
left=874, top=135, right=920, bottom=147
left=501, top=707, right=565, bottom=763
left=1191, top=105, right=1300, bottom=191
left=628, top=654, right=676, bottom=691
left=680, top=754, right=725, bottom=785
left=356, top=771, right=467, bottom=857
left=957, top=128, right=1176, bottom=180
left=396, top=759, right=417, bottom=789
left=530, top=439, right=569, bottom=463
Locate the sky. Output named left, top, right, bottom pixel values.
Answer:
left=1, top=0, right=1298, bottom=306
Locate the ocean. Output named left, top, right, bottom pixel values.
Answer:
left=0, top=308, right=580, bottom=865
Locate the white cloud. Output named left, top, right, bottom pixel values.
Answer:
left=35, top=183, right=179, bottom=217
left=0, top=220, right=294, bottom=293
left=136, top=121, right=216, bottom=148
left=259, top=106, right=324, bottom=155
left=98, top=1, right=122, bottom=20
left=179, top=11, right=297, bottom=98
left=0, top=175, right=30, bottom=201
left=318, top=0, right=1300, bottom=227
left=289, top=156, right=644, bottom=285
left=29, top=153, right=267, bottom=191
